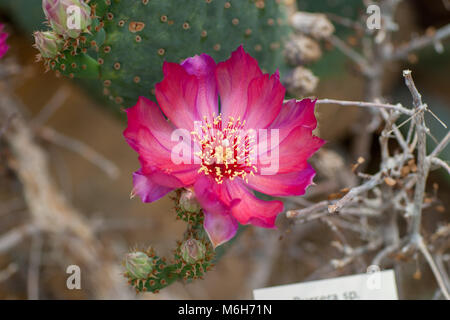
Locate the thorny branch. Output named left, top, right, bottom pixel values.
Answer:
left=285, top=0, right=450, bottom=300
left=287, top=70, right=450, bottom=299
left=0, top=81, right=131, bottom=299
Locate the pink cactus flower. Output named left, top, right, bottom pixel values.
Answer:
left=124, top=46, right=325, bottom=248
left=0, top=24, right=9, bottom=59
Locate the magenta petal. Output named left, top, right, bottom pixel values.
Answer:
left=203, top=209, right=239, bottom=248
left=182, top=54, right=218, bottom=121
left=216, top=45, right=263, bottom=121
left=136, top=128, right=199, bottom=182
left=277, top=126, right=325, bottom=173
left=124, top=96, right=176, bottom=152
left=132, top=170, right=173, bottom=203
left=142, top=162, right=199, bottom=188
left=194, top=176, right=240, bottom=247
left=270, top=98, right=319, bottom=141
left=124, top=96, right=200, bottom=186
left=193, top=175, right=232, bottom=215
left=246, top=164, right=316, bottom=197
left=226, top=180, right=283, bottom=228
left=0, top=24, right=9, bottom=59
left=155, top=62, right=199, bottom=130
left=256, top=125, right=325, bottom=174
left=244, top=71, right=285, bottom=129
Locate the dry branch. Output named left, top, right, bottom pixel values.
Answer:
left=0, top=83, right=131, bottom=299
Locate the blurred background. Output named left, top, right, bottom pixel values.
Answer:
left=0, top=0, right=449, bottom=299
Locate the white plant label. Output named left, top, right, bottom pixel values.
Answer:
left=253, top=269, right=398, bottom=300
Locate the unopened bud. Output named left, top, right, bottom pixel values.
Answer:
left=179, top=189, right=201, bottom=212
left=290, top=12, right=335, bottom=39
left=180, top=239, right=206, bottom=264
left=42, top=0, right=92, bottom=38
left=283, top=66, right=319, bottom=96
left=125, top=251, right=153, bottom=279
left=33, top=31, right=63, bottom=59
left=284, top=35, right=322, bottom=66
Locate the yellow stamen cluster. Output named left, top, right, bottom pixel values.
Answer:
left=191, top=114, right=257, bottom=184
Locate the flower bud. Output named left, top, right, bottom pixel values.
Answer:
left=180, top=239, right=206, bottom=264
left=125, top=251, right=153, bottom=279
left=42, top=0, right=92, bottom=38
left=33, top=31, right=63, bottom=59
left=290, top=12, right=334, bottom=39
left=179, top=189, right=201, bottom=212
left=283, top=66, right=319, bottom=96
left=284, top=35, right=322, bottom=66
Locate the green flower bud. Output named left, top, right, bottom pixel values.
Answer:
left=179, top=189, right=201, bottom=212
left=33, top=31, right=63, bottom=59
left=180, top=239, right=206, bottom=264
left=125, top=252, right=153, bottom=279
left=43, top=0, right=92, bottom=39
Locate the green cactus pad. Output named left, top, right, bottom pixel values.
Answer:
left=97, top=0, right=290, bottom=108
left=34, top=0, right=291, bottom=111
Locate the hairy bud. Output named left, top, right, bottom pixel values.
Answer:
left=284, top=35, right=322, bottom=66
left=180, top=239, right=206, bottom=264
left=290, top=12, right=334, bottom=39
left=283, top=66, right=319, bottom=96
left=125, top=251, right=153, bottom=279
left=33, top=31, right=63, bottom=59
left=179, top=189, right=201, bottom=212
left=42, top=0, right=92, bottom=38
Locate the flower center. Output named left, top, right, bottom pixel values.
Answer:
left=191, top=114, right=257, bottom=184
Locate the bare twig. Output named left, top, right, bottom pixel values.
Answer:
left=0, top=263, right=18, bottom=283
left=430, top=157, right=450, bottom=176
left=38, top=126, right=120, bottom=180
left=391, top=24, right=450, bottom=60
left=0, top=83, right=131, bottom=299
left=326, top=35, right=372, bottom=75
left=315, top=98, right=413, bottom=115
left=31, top=87, right=69, bottom=128
left=0, top=224, right=38, bottom=254
left=328, top=173, right=382, bottom=213
left=429, top=131, right=450, bottom=159
left=286, top=200, right=329, bottom=219
left=324, top=13, right=365, bottom=32
left=0, top=113, right=16, bottom=139
left=416, top=236, right=450, bottom=300
left=27, top=232, right=43, bottom=300
left=403, top=70, right=428, bottom=236
left=285, top=2, right=449, bottom=300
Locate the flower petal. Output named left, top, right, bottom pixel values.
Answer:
left=132, top=169, right=173, bottom=203
left=193, top=176, right=240, bottom=247
left=216, top=46, right=263, bottom=121
left=270, top=98, right=318, bottom=141
left=246, top=164, right=316, bottom=197
left=256, top=125, right=325, bottom=174
left=226, top=180, right=283, bottom=228
left=0, top=24, right=9, bottom=59
left=124, top=96, right=200, bottom=186
left=193, top=175, right=233, bottom=216
left=124, top=96, right=176, bottom=152
left=203, top=209, right=239, bottom=249
left=181, top=53, right=218, bottom=122
left=155, top=62, right=199, bottom=130
left=244, top=71, right=285, bottom=129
